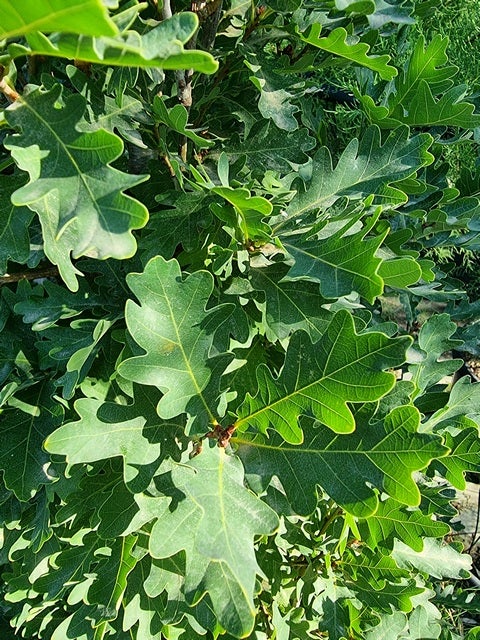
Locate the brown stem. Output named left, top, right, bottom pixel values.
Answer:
left=0, top=266, right=60, bottom=286
left=0, top=77, right=20, bottom=102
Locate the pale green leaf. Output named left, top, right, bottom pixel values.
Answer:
left=148, top=445, right=279, bottom=637
left=425, top=376, right=480, bottom=431
left=44, top=386, right=183, bottom=492
left=377, top=257, right=422, bottom=289
left=4, top=84, right=149, bottom=291
left=408, top=314, right=463, bottom=394
left=235, top=310, right=411, bottom=443
left=0, top=0, right=118, bottom=40
left=219, top=120, right=315, bottom=173
left=392, top=538, right=472, bottom=580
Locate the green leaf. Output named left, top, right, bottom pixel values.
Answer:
left=148, top=445, right=279, bottom=637
left=276, top=127, right=433, bottom=231
left=235, top=405, right=448, bottom=517
left=7, top=14, right=218, bottom=74
left=14, top=279, right=104, bottom=331
left=408, top=314, right=463, bottom=394
left=300, top=25, right=397, bottom=81
left=87, top=535, right=137, bottom=623
left=357, top=497, right=450, bottom=552
left=235, top=310, right=411, bottom=443
left=425, top=376, right=480, bottom=431
left=432, top=428, right=480, bottom=490
left=118, top=256, right=224, bottom=424
left=283, top=212, right=387, bottom=304
left=153, top=97, right=215, bottom=148
left=360, top=35, right=480, bottom=129
left=392, top=538, right=472, bottom=579
left=4, top=84, right=149, bottom=291
left=0, top=0, right=118, bottom=39
left=377, top=257, right=422, bottom=289
left=0, top=175, right=33, bottom=273
left=249, top=262, right=332, bottom=341
left=44, top=386, right=182, bottom=492
left=0, top=381, right=63, bottom=501
left=219, top=121, right=315, bottom=173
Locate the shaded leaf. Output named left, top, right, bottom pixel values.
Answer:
left=408, top=314, right=463, bottom=393
left=153, top=97, right=214, bottom=148
left=0, top=175, right=34, bottom=273
left=250, top=262, right=332, bottom=340
left=148, top=445, right=279, bottom=637
left=219, top=120, right=315, bottom=173
left=284, top=212, right=386, bottom=303
left=0, top=381, right=63, bottom=500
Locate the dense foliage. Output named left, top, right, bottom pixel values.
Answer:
left=0, top=1, right=479, bottom=638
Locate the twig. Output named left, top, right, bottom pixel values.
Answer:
left=0, top=266, right=60, bottom=286
left=0, top=77, right=20, bottom=102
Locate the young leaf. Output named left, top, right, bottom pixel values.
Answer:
left=235, top=405, right=448, bottom=517
left=148, top=445, right=279, bottom=637
left=4, top=84, right=149, bottom=291
left=235, top=309, right=411, bottom=443
left=0, top=0, right=118, bottom=39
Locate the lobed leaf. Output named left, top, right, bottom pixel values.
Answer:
left=276, top=126, right=433, bottom=231
left=118, top=256, right=228, bottom=425
left=235, top=309, right=411, bottom=443
left=0, top=0, right=118, bottom=40
left=7, top=14, right=218, bottom=74
left=148, top=445, right=279, bottom=637
left=236, top=405, right=448, bottom=517
left=300, top=25, right=397, bottom=81
left=4, top=84, right=149, bottom=291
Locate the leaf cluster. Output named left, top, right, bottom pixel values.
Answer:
left=0, top=1, right=479, bottom=639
